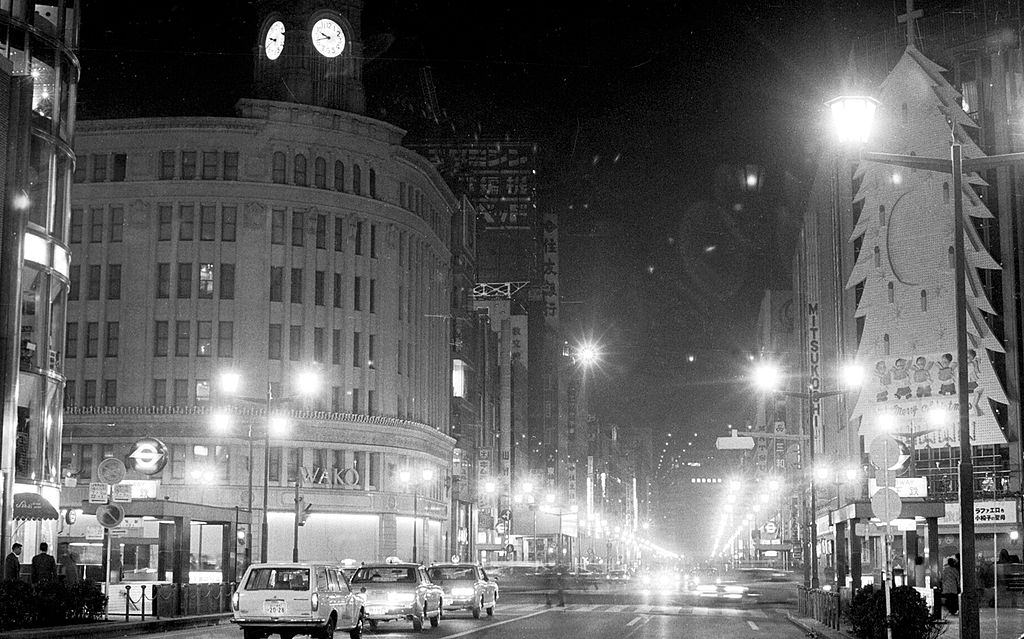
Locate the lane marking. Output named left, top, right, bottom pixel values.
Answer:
left=748, top=620, right=760, bottom=630
left=441, top=608, right=551, bottom=639
left=627, top=615, right=644, bottom=627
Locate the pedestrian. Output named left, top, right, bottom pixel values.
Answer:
left=555, top=569, right=566, bottom=607
left=4, top=543, right=21, bottom=581
left=941, top=556, right=961, bottom=616
left=62, top=551, right=79, bottom=585
left=30, top=542, right=57, bottom=584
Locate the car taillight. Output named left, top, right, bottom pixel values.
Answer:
left=311, top=592, right=319, bottom=611
left=231, top=592, right=239, bottom=611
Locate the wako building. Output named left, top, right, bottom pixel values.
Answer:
left=58, top=0, right=461, bottom=585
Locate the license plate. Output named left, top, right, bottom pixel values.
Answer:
left=367, top=606, right=387, bottom=615
left=264, top=601, right=286, bottom=616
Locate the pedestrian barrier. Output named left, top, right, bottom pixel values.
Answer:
left=797, top=585, right=841, bottom=631
left=152, top=582, right=234, bottom=617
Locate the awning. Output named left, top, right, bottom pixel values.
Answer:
left=13, top=493, right=59, bottom=521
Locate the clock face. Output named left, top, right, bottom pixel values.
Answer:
left=311, top=18, right=346, bottom=57
left=265, top=20, right=285, bottom=60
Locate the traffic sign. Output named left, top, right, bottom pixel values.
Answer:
left=505, top=544, right=516, bottom=555
left=97, top=458, right=127, bottom=485
left=112, top=484, right=133, bottom=504
left=495, top=521, right=507, bottom=535
left=870, top=487, right=902, bottom=522
left=96, top=503, right=125, bottom=528
left=127, top=438, right=168, bottom=476
left=88, top=482, right=109, bottom=504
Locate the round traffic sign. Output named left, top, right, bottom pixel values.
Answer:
left=127, top=438, right=168, bottom=476
left=764, top=521, right=778, bottom=535
left=96, top=503, right=125, bottom=528
left=97, top=458, right=127, bottom=485
left=870, top=487, right=902, bottom=522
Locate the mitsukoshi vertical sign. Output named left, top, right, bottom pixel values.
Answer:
left=807, top=302, right=821, bottom=437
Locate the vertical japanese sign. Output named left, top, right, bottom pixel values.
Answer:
left=542, top=211, right=559, bottom=328
left=807, top=302, right=821, bottom=441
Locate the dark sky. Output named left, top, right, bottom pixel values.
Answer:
left=77, top=0, right=906, bottom=555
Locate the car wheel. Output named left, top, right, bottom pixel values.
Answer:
left=349, top=611, right=364, bottom=639
left=368, top=620, right=378, bottom=630
left=243, top=630, right=263, bottom=639
left=472, top=597, right=482, bottom=619
left=430, top=600, right=440, bottom=627
left=317, top=614, right=336, bottom=639
left=486, top=600, right=494, bottom=616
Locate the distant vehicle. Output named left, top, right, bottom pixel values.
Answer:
left=231, top=562, right=365, bottom=639
left=685, top=568, right=719, bottom=590
left=426, top=563, right=498, bottom=618
left=606, top=569, right=630, bottom=582
left=639, top=569, right=682, bottom=590
left=350, top=562, right=443, bottom=631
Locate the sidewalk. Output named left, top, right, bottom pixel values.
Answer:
left=787, top=607, right=1024, bottom=639
left=0, top=613, right=230, bottom=639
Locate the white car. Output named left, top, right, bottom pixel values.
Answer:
left=426, top=563, right=498, bottom=618
left=231, top=563, right=365, bottom=639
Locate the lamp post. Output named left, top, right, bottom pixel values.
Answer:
left=753, top=361, right=863, bottom=589
left=828, top=94, right=1024, bottom=639
left=400, top=467, right=434, bottom=564
left=217, top=370, right=319, bottom=564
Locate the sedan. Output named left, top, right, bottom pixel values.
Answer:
left=349, top=563, right=443, bottom=631
left=426, top=563, right=498, bottom=618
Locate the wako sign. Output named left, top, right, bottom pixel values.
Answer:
left=301, top=466, right=361, bottom=488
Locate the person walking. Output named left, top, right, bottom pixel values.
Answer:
left=30, top=542, right=57, bottom=584
left=941, top=556, right=961, bottom=616
left=4, top=543, right=22, bottom=581
left=62, top=551, right=79, bottom=585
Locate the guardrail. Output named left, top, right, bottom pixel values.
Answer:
left=797, top=585, right=841, bottom=631
left=152, top=583, right=233, bottom=617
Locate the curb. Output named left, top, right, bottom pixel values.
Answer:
left=785, top=612, right=855, bottom=639
left=0, top=613, right=231, bottom=639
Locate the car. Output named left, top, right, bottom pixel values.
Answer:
left=349, top=562, right=443, bottom=631
left=606, top=569, right=630, bottom=583
left=230, top=562, right=365, bottom=639
left=426, top=563, right=498, bottom=618
left=639, top=569, right=682, bottom=590
left=685, top=568, right=719, bottom=590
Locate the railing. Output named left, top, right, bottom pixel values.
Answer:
left=797, top=586, right=842, bottom=631
left=152, top=583, right=233, bottom=617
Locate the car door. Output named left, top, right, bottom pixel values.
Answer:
left=419, top=567, right=440, bottom=609
left=326, top=568, right=350, bottom=627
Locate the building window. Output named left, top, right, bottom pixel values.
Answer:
left=107, top=265, right=121, bottom=300
left=198, top=263, right=214, bottom=299
left=218, top=321, right=234, bottom=358
left=314, top=157, right=326, bottom=188
left=334, top=216, right=344, bottom=251
left=219, top=263, right=235, bottom=299
left=397, top=339, right=403, bottom=374
left=65, top=322, right=77, bottom=359
left=269, top=448, right=281, bottom=482
left=200, top=205, right=216, bottom=240
left=873, top=246, right=880, bottom=267
left=70, top=208, right=83, bottom=243
left=173, top=379, right=189, bottom=406
left=398, top=285, right=403, bottom=320
left=369, top=168, right=376, bottom=198
left=289, top=325, right=302, bottom=361
left=315, top=271, right=325, bottom=306
left=334, top=160, right=345, bottom=191
left=154, top=321, right=169, bottom=357
left=109, top=207, right=124, bottom=242
left=878, top=205, right=886, bottom=226
left=64, top=382, right=76, bottom=408
left=179, top=204, right=195, bottom=240
left=91, top=154, right=108, bottom=182
left=291, top=212, right=304, bottom=246
left=272, top=151, right=286, bottom=183
left=202, top=151, right=218, bottom=179
left=948, top=246, right=955, bottom=268
left=223, top=151, right=239, bottom=181
left=89, top=207, right=103, bottom=242
left=177, top=263, right=192, bottom=298
left=352, top=164, right=361, bottom=195
left=316, top=214, right=326, bottom=249
left=351, top=388, right=360, bottom=413
left=68, top=265, right=79, bottom=300
left=111, top=154, right=126, bottom=182
left=883, top=333, right=891, bottom=356
left=158, top=205, right=172, bottom=240
left=286, top=449, right=299, bottom=483
left=159, top=151, right=175, bottom=179
left=290, top=268, right=303, bottom=303
left=103, top=380, right=117, bottom=406
left=222, top=206, right=237, bottom=241
left=270, top=266, right=283, bottom=302
left=271, top=209, right=285, bottom=244
left=353, top=277, right=361, bottom=310
left=73, top=154, right=87, bottom=183
left=85, top=322, right=98, bottom=357
left=353, top=332, right=361, bottom=367
left=369, top=279, right=376, bottom=313
left=370, top=224, right=377, bottom=258
left=368, top=334, right=375, bottom=369
left=197, top=321, right=212, bottom=356
left=181, top=151, right=197, bottom=180
left=331, top=386, right=342, bottom=412
left=294, top=154, right=307, bottom=186
left=333, top=273, right=342, bottom=308
left=87, top=265, right=101, bottom=300
left=921, top=289, right=928, bottom=311
left=367, top=390, right=375, bottom=416
left=83, top=380, right=96, bottom=405
left=332, top=329, right=341, bottom=364
left=106, top=322, right=119, bottom=357
left=355, top=221, right=363, bottom=255
left=153, top=379, right=167, bottom=406
left=196, top=380, right=211, bottom=404
left=269, top=324, right=282, bottom=360
left=157, top=263, right=170, bottom=298
left=314, top=327, right=325, bottom=363
left=175, top=321, right=190, bottom=357
left=887, top=281, right=894, bottom=303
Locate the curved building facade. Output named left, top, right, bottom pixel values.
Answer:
left=59, top=98, right=461, bottom=582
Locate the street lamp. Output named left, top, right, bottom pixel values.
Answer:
left=753, top=360, right=863, bottom=588
left=399, top=467, right=434, bottom=564
left=217, top=369, right=320, bottom=564
left=829, top=93, right=1024, bottom=638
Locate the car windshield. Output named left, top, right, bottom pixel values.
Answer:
left=244, top=567, right=310, bottom=591
left=351, top=567, right=417, bottom=583
left=427, top=566, right=477, bottom=582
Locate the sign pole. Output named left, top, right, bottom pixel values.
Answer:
left=104, top=526, right=112, bottom=620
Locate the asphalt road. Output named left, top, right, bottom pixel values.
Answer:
left=144, top=587, right=805, bottom=639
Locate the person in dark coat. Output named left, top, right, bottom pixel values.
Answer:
left=4, top=543, right=21, bottom=581
left=941, top=557, right=961, bottom=616
left=30, top=542, right=57, bottom=584
left=62, top=551, right=79, bottom=585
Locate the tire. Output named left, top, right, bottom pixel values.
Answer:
left=486, top=600, right=494, bottom=616
left=430, top=605, right=440, bottom=628
left=472, top=597, right=482, bottom=619
left=243, top=630, right=263, bottom=639
left=317, top=614, right=336, bottom=639
left=349, top=611, right=364, bottom=639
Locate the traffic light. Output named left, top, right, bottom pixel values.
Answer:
left=298, top=503, right=314, bottom=526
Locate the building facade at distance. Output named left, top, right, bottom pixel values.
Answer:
left=58, top=0, right=466, bottom=585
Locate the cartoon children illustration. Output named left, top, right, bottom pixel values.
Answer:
left=967, top=349, right=984, bottom=416
left=873, top=360, right=891, bottom=402
left=912, top=356, right=934, bottom=398
left=891, top=358, right=912, bottom=400
left=936, top=353, right=956, bottom=395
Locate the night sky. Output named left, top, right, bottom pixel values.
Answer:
left=77, top=0, right=905, bottom=555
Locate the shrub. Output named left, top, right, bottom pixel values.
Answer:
left=845, top=584, right=942, bottom=639
left=0, top=579, right=107, bottom=629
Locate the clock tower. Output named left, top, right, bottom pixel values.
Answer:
left=254, top=0, right=366, bottom=114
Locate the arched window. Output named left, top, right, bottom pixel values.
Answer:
left=883, top=334, right=891, bottom=355
left=878, top=205, right=886, bottom=225
left=873, top=245, right=881, bottom=267
left=921, top=289, right=928, bottom=311
left=334, top=161, right=345, bottom=192
left=294, top=154, right=307, bottom=186
left=948, top=246, right=955, bottom=268
left=943, top=182, right=950, bottom=203
left=352, top=164, right=362, bottom=195
left=887, top=281, right=894, bottom=303
left=314, top=157, right=326, bottom=189
left=272, top=152, right=286, bottom=184
left=369, top=168, right=376, bottom=198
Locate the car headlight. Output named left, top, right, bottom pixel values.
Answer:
left=451, top=587, right=474, bottom=597
left=641, top=575, right=651, bottom=585
left=696, top=584, right=717, bottom=593
left=387, top=591, right=415, bottom=603
left=724, top=585, right=746, bottom=594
